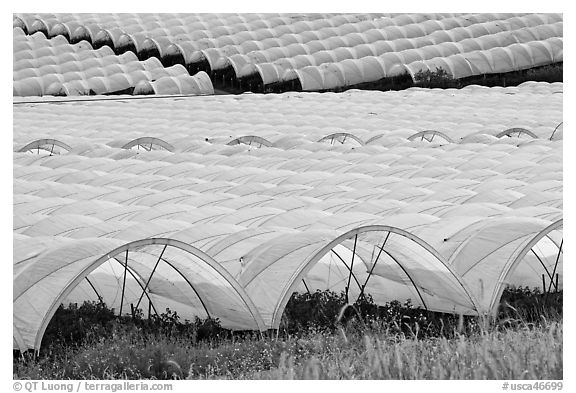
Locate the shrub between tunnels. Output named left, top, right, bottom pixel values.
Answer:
left=35, top=284, right=563, bottom=356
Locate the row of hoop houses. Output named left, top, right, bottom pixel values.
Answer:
left=14, top=13, right=562, bottom=95
left=14, top=83, right=562, bottom=352
left=14, top=30, right=214, bottom=97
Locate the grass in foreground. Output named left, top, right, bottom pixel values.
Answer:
left=14, top=288, right=563, bottom=380
left=13, top=320, right=563, bottom=380
left=252, top=322, right=563, bottom=379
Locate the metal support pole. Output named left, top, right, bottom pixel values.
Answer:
left=161, top=257, right=212, bottom=319
left=85, top=276, right=104, bottom=305
left=555, top=273, right=559, bottom=293
left=531, top=249, right=553, bottom=281
left=381, top=248, right=429, bottom=311
left=113, top=257, right=160, bottom=318
left=330, top=249, right=362, bottom=290
left=547, top=239, right=563, bottom=294
left=345, top=234, right=358, bottom=304
left=359, top=232, right=390, bottom=300
left=135, top=244, right=167, bottom=310
left=119, top=249, right=128, bottom=316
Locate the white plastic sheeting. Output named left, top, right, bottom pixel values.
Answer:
left=13, top=31, right=213, bottom=97
left=222, top=13, right=505, bottom=74
left=228, top=14, right=559, bottom=81
left=133, top=71, right=214, bottom=95
left=13, top=84, right=562, bottom=351
left=290, top=24, right=562, bottom=90
left=14, top=81, right=562, bottom=141
left=14, top=13, right=562, bottom=94
left=396, top=37, right=563, bottom=81
left=14, top=237, right=266, bottom=351
left=15, top=13, right=385, bottom=54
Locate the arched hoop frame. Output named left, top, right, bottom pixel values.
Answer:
left=32, top=238, right=266, bottom=352
left=269, top=225, right=480, bottom=329
left=318, top=133, right=365, bottom=146
left=227, top=136, right=273, bottom=148
left=496, top=128, right=538, bottom=139
left=408, top=130, right=455, bottom=144
left=365, top=134, right=384, bottom=145
left=121, top=137, right=175, bottom=152
left=488, top=219, right=563, bottom=317
left=549, top=122, right=563, bottom=141
left=17, top=139, right=72, bottom=155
